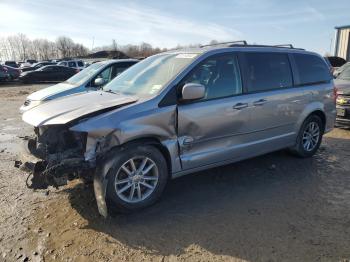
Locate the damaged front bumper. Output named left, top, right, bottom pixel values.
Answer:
left=16, top=137, right=95, bottom=189
left=16, top=130, right=110, bottom=217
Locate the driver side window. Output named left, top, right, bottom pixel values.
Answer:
left=98, top=66, right=112, bottom=82
left=180, top=54, right=242, bottom=101
left=91, top=66, right=112, bottom=87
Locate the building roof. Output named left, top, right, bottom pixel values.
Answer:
left=335, top=25, right=350, bottom=30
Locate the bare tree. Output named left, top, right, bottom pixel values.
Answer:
left=56, top=36, right=75, bottom=58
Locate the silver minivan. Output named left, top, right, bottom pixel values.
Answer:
left=19, top=42, right=336, bottom=217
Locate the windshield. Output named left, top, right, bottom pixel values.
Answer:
left=103, top=53, right=198, bottom=97
left=338, top=66, right=350, bottom=80
left=65, top=62, right=104, bottom=85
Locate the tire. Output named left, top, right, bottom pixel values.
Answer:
left=290, top=115, right=324, bottom=158
left=104, top=144, right=168, bottom=214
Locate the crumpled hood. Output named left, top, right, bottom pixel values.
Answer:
left=22, top=91, right=137, bottom=127
left=27, top=82, right=78, bottom=101
left=334, top=79, right=350, bottom=95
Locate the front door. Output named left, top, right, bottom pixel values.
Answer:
left=177, top=53, right=252, bottom=170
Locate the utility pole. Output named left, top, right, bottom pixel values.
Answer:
left=91, top=36, right=95, bottom=51
left=112, top=39, right=117, bottom=51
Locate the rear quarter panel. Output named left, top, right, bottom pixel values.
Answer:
left=294, top=82, right=336, bottom=134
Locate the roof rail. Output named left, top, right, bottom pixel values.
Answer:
left=273, top=44, right=294, bottom=48
left=200, top=40, right=248, bottom=48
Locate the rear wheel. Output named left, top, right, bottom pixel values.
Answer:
left=105, top=145, right=168, bottom=213
left=290, top=115, right=324, bottom=158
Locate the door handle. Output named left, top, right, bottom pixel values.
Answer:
left=182, top=136, right=194, bottom=146
left=253, top=99, right=267, bottom=106
left=232, top=103, right=248, bottom=110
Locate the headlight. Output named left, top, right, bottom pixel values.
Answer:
left=336, top=96, right=350, bottom=105
left=20, top=100, right=42, bottom=113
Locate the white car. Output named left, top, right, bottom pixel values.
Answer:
left=58, top=60, right=85, bottom=71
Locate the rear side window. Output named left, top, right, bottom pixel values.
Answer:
left=68, top=61, right=76, bottom=68
left=77, top=61, right=84, bottom=67
left=244, top=53, right=293, bottom=93
left=294, top=54, right=331, bottom=85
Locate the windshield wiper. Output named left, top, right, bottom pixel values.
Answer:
left=103, top=89, right=121, bottom=95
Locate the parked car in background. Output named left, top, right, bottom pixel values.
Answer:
left=3, top=61, right=19, bottom=68
left=334, top=62, right=350, bottom=78
left=19, top=65, right=77, bottom=84
left=334, top=66, right=350, bottom=126
left=25, top=59, right=37, bottom=64
left=20, top=59, right=138, bottom=112
left=58, top=60, right=85, bottom=70
left=19, top=43, right=335, bottom=216
left=0, top=65, right=10, bottom=81
left=325, top=56, right=347, bottom=68
left=3, top=65, right=21, bottom=80
left=19, top=62, right=30, bottom=68
left=21, top=62, right=56, bottom=72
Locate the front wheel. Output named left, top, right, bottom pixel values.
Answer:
left=290, top=115, right=324, bottom=158
left=105, top=145, right=168, bottom=213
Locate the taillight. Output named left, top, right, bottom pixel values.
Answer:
left=333, top=85, right=338, bottom=104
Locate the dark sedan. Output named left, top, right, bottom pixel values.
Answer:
left=19, top=65, right=78, bottom=83
left=21, top=62, right=56, bottom=72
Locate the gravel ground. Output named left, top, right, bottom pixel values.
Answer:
left=0, top=83, right=350, bottom=262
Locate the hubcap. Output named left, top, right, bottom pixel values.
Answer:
left=114, top=157, right=159, bottom=203
left=302, top=121, right=320, bottom=152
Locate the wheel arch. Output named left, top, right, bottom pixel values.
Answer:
left=296, top=102, right=326, bottom=133
left=93, top=136, right=173, bottom=217
left=118, top=137, right=173, bottom=176
left=309, top=110, right=326, bottom=131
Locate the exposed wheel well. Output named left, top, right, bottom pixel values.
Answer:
left=310, top=110, right=326, bottom=131
left=119, top=138, right=172, bottom=176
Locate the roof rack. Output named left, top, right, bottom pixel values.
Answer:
left=273, top=44, right=294, bottom=48
left=200, top=40, right=248, bottom=48
left=199, top=41, right=304, bottom=50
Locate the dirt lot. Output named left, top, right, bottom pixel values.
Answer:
left=0, top=83, right=350, bottom=262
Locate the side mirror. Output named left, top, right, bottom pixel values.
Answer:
left=94, top=77, right=105, bottom=87
left=182, top=83, right=205, bottom=101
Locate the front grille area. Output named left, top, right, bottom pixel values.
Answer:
left=337, top=94, right=350, bottom=106
left=35, top=126, right=86, bottom=158
left=336, top=94, right=350, bottom=121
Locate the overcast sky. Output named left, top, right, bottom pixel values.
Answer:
left=0, top=0, right=350, bottom=55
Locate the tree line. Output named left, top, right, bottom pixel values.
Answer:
left=0, top=34, right=89, bottom=61
left=0, top=33, right=218, bottom=61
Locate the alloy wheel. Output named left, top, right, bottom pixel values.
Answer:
left=302, top=121, right=320, bottom=152
left=114, top=157, right=159, bottom=203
